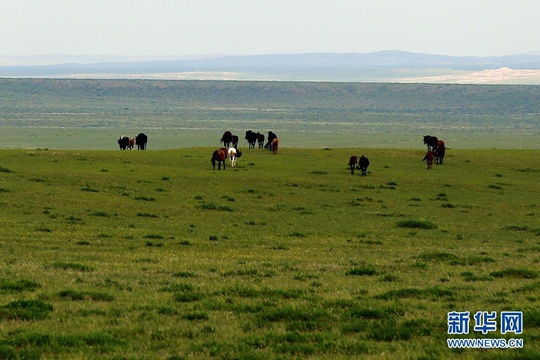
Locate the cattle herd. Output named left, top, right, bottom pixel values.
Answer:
left=117, top=131, right=447, bottom=175
left=211, top=132, right=445, bottom=174
left=348, top=155, right=370, bottom=176
left=118, top=133, right=148, bottom=150
left=422, top=135, right=446, bottom=169
left=210, top=130, right=278, bottom=169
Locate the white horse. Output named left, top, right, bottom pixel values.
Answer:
left=227, top=147, right=242, bottom=168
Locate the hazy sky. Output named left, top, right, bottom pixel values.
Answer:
left=2, top=0, right=539, bottom=58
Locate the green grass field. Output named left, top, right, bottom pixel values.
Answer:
left=1, top=79, right=539, bottom=150
left=1, top=127, right=539, bottom=151
left=0, top=147, right=538, bottom=359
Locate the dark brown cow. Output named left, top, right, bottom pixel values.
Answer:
left=211, top=148, right=228, bottom=170
left=435, top=140, right=446, bottom=164
left=257, top=133, right=265, bottom=149
left=348, top=156, right=358, bottom=175
left=232, top=135, right=239, bottom=148
left=271, top=138, right=279, bottom=154
left=422, top=151, right=436, bottom=169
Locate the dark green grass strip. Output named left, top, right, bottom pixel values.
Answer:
left=397, top=219, right=438, bottom=229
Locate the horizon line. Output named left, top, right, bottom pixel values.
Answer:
left=2, top=50, right=540, bottom=66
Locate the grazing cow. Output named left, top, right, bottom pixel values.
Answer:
left=271, top=138, right=279, bottom=154
left=348, top=156, right=358, bottom=175
left=135, top=133, right=148, bottom=150
left=358, top=155, right=370, bottom=176
left=232, top=135, right=239, bottom=148
left=245, top=130, right=258, bottom=149
left=128, top=137, right=135, bottom=150
left=221, top=131, right=233, bottom=148
left=211, top=148, right=227, bottom=170
left=265, top=131, right=277, bottom=150
left=423, top=135, right=439, bottom=152
left=228, top=147, right=242, bottom=168
left=118, top=136, right=130, bottom=150
left=422, top=151, right=436, bottom=169
left=257, top=132, right=265, bottom=149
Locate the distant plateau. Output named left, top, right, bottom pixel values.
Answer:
left=2, top=51, right=540, bottom=84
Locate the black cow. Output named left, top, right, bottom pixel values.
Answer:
left=135, top=133, right=148, bottom=150
left=221, top=131, right=233, bottom=148
left=245, top=130, right=258, bottom=149
left=219, top=130, right=232, bottom=148
left=357, top=155, right=370, bottom=176
left=118, top=136, right=130, bottom=150
left=265, top=131, right=277, bottom=150
left=423, top=135, right=439, bottom=152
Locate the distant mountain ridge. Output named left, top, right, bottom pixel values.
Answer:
left=2, top=51, right=540, bottom=83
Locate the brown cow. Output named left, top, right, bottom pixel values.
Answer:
left=348, top=156, right=358, bottom=175
left=435, top=140, right=446, bottom=164
left=211, top=148, right=228, bottom=170
left=271, top=138, right=279, bottom=154
left=257, top=133, right=265, bottom=149
left=422, top=151, right=436, bottom=169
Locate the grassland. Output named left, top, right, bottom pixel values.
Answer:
left=1, top=79, right=539, bottom=150
left=0, top=78, right=539, bottom=358
left=0, top=147, right=538, bottom=359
